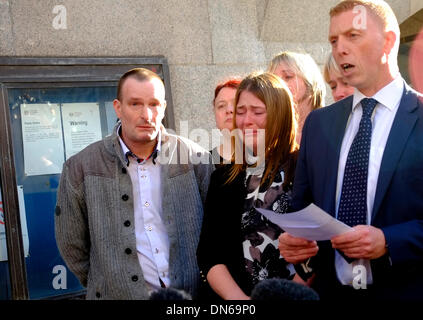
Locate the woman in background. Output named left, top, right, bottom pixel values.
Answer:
left=323, top=54, right=355, bottom=102
left=211, top=78, right=241, bottom=166
left=197, top=72, right=301, bottom=300
left=268, top=51, right=326, bottom=144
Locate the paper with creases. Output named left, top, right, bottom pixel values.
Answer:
left=21, top=103, right=64, bottom=176
left=257, top=203, right=352, bottom=241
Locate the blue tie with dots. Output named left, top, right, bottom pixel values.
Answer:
left=337, top=98, right=377, bottom=263
left=338, top=98, right=378, bottom=227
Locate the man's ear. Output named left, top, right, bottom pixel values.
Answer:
left=384, top=30, right=397, bottom=55
left=113, top=99, right=121, bottom=118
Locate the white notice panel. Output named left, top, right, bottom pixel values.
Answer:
left=21, top=103, right=64, bottom=176
left=0, top=185, right=30, bottom=261
left=62, top=103, right=102, bottom=159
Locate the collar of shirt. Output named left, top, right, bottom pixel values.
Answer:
left=116, top=123, right=161, bottom=166
left=352, top=74, right=404, bottom=113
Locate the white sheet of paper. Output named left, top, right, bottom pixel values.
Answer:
left=257, top=203, right=352, bottom=241
left=62, top=103, right=102, bottom=159
left=0, top=185, right=30, bottom=261
left=21, top=103, right=65, bottom=176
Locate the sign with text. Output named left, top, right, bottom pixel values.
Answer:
left=21, top=103, right=64, bottom=176
left=62, top=103, right=102, bottom=159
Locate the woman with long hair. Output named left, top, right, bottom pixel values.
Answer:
left=197, top=72, right=301, bottom=300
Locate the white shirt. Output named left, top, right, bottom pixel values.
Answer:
left=118, top=128, right=170, bottom=293
left=334, top=75, right=404, bottom=285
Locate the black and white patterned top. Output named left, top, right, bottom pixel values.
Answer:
left=241, top=167, right=296, bottom=287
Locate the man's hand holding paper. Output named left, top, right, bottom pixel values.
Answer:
left=258, top=203, right=356, bottom=264
left=262, top=204, right=389, bottom=263
left=331, top=225, right=388, bottom=260
left=278, top=233, right=319, bottom=264
left=257, top=203, right=353, bottom=241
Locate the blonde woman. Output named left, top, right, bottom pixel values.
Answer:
left=268, top=51, right=326, bottom=144
left=323, top=54, right=355, bottom=102
left=197, top=72, right=302, bottom=300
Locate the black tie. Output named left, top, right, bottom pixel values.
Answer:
left=337, top=98, right=378, bottom=262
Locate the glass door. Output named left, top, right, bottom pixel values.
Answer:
left=5, top=85, right=118, bottom=299
left=0, top=57, right=174, bottom=299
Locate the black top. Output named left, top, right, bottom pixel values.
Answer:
left=197, top=164, right=295, bottom=299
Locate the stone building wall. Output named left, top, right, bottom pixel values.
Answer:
left=1, top=0, right=422, bottom=148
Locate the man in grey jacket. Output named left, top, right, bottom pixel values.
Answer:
left=55, top=68, right=214, bottom=300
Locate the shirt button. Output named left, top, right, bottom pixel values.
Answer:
left=125, top=248, right=132, bottom=255
left=155, top=248, right=159, bottom=254
left=122, top=194, right=129, bottom=201
left=162, top=272, right=165, bottom=278
left=124, top=220, right=131, bottom=227
left=147, top=226, right=152, bottom=231
left=145, top=202, right=150, bottom=207
left=132, top=275, right=138, bottom=282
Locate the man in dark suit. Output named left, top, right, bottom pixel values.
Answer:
left=279, top=0, right=423, bottom=300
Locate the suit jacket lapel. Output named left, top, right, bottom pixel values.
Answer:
left=322, top=97, right=353, bottom=216
left=372, top=84, right=419, bottom=220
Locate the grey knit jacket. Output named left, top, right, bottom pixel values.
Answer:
left=55, top=124, right=214, bottom=300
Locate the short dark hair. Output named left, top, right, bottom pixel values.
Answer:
left=117, top=68, right=165, bottom=101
